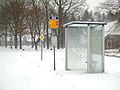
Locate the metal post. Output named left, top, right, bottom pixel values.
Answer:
left=65, top=28, right=68, bottom=70
left=41, top=45, right=43, bottom=60
left=102, top=25, right=105, bottom=72
left=53, top=47, right=56, bottom=70
left=87, top=24, right=91, bottom=73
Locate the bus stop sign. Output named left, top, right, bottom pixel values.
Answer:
left=49, top=16, right=59, bottom=29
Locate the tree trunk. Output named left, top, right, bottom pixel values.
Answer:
left=19, top=34, right=22, bottom=49
left=5, top=29, right=7, bottom=48
left=61, top=27, right=64, bottom=49
left=35, top=42, right=37, bottom=50
left=14, top=30, right=18, bottom=49
left=30, top=28, right=34, bottom=48
left=43, top=23, right=46, bottom=48
left=57, top=0, right=62, bottom=49
left=31, top=31, right=34, bottom=48
left=33, top=33, right=37, bottom=50
left=46, top=2, right=49, bottom=49
left=0, top=37, right=1, bottom=46
left=10, top=34, right=12, bottom=49
left=31, top=37, right=34, bottom=48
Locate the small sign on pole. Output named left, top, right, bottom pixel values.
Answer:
left=40, top=34, right=45, bottom=41
left=40, top=40, right=44, bottom=45
left=39, top=34, right=45, bottom=61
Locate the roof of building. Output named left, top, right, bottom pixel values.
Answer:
left=63, top=21, right=107, bottom=28
left=105, top=21, right=120, bottom=37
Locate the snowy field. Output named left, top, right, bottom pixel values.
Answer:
left=0, top=47, right=120, bottom=90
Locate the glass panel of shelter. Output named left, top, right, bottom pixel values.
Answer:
left=89, top=25, right=103, bottom=73
left=67, top=27, right=87, bottom=72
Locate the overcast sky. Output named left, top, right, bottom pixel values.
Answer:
left=86, top=0, right=106, bottom=10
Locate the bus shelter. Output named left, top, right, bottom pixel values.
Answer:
left=63, top=21, right=107, bottom=73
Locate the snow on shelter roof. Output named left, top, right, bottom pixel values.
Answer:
left=63, top=21, right=107, bottom=28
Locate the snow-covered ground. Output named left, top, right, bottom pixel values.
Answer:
left=0, top=47, right=120, bottom=90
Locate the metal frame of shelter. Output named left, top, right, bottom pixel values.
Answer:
left=63, top=21, right=107, bottom=73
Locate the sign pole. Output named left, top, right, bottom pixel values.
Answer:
left=53, top=47, right=56, bottom=70
left=49, top=16, right=58, bottom=71
left=41, top=45, right=43, bottom=60
left=39, top=34, right=45, bottom=61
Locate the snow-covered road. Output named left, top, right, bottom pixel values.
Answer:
left=1, top=47, right=120, bottom=90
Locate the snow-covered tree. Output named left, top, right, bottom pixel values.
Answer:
left=97, top=0, right=120, bottom=22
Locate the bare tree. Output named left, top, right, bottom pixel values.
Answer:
left=40, top=0, right=52, bottom=49
left=52, top=0, right=86, bottom=49
left=2, top=0, right=26, bottom=49
left=97, top=0, right=120, bottom=21
left=0, top=1, right=9, bottom=48
left=24, top=0, right=45, bottom=50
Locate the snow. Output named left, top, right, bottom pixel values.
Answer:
left=1, top=47, right=120, bottom=90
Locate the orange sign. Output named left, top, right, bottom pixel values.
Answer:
left=49, top=20, right=59, bottom=29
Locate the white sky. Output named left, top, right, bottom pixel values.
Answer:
left=86, top=0, right=106, bottom=10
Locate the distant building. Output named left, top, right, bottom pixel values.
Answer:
left=105, top=21, right=120, bottom=49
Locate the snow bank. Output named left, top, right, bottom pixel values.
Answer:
left=0, top=47, right=120, bottom=90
